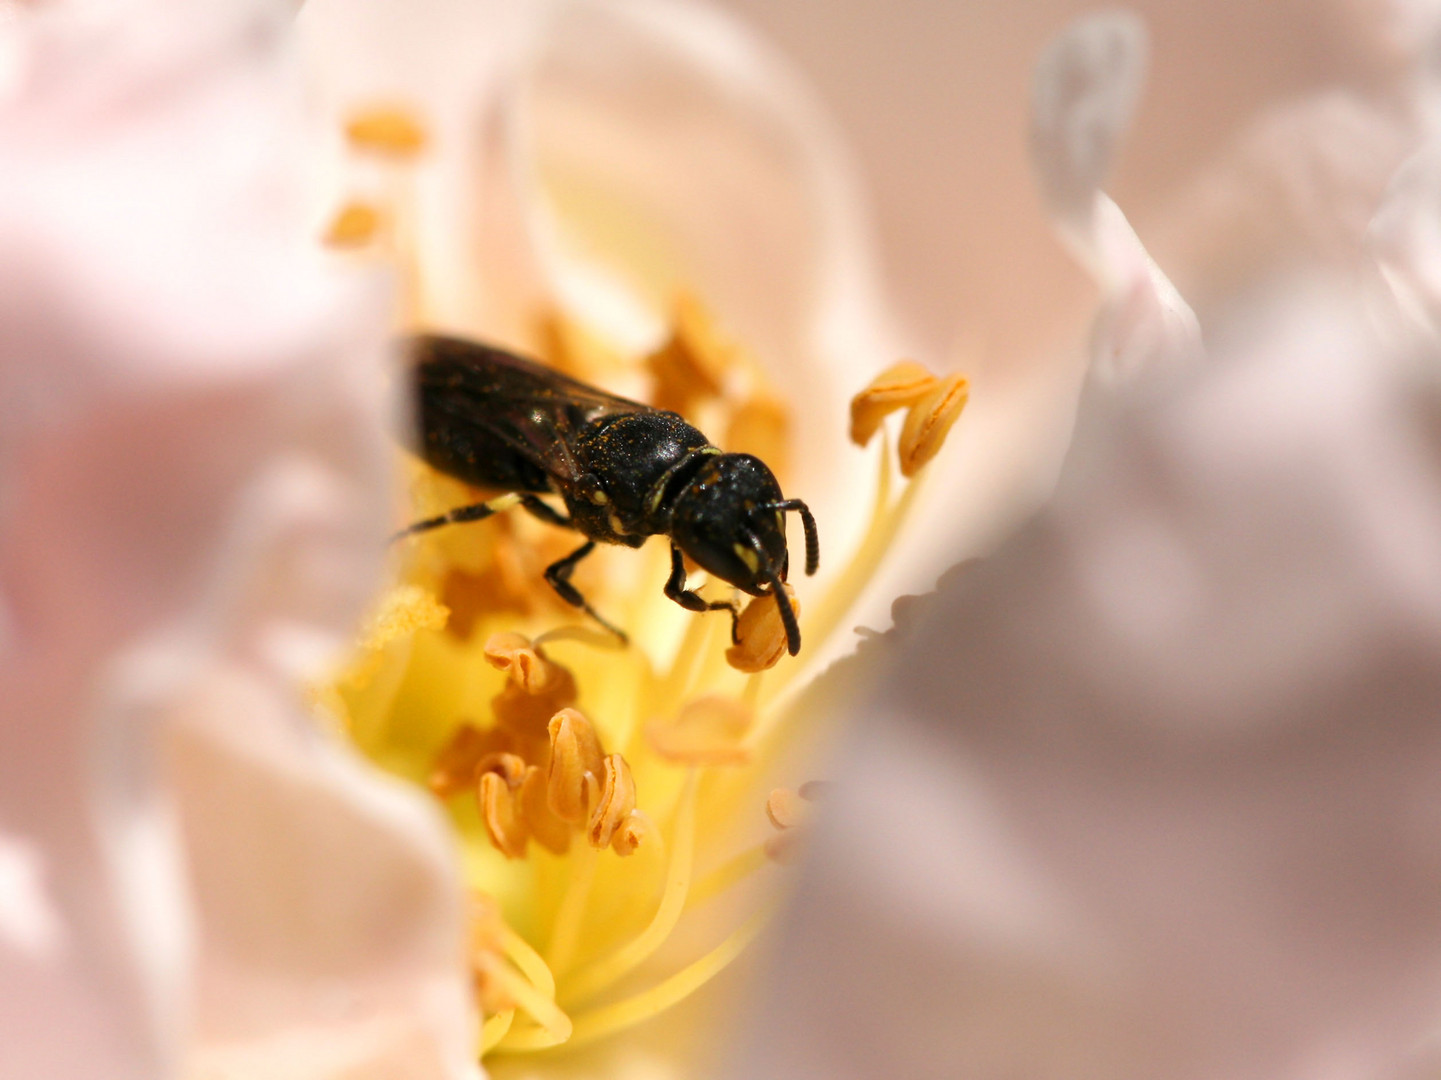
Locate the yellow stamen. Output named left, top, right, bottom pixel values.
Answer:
left=561, top=771, right=698, bottom=1005
left=479, top=952, right=572, bottom=1050
left=327, top=247, right=970, bottom=1059
left=547, top=708, right=606, bottom=825
left=849, top=359, right=938, bottom=446
left=499, top=921, right=558, bottom=1000
left=544, top=842, right=600, bottom=978
left=587, top=753, right=637, bottom=849
left=899, top=373, right=969, bottom=477
left=479, top=762, right=528, bottom=859
left=344, top=105, right=428, bottom=156
left=483, top=631, right=561, bottom=694
left=688, top=843, right=770, bottom=908
left=565, top=904, right=775, bottom=1049
left=767, top=441, right=923, bottom=722
left=480, top=1010, right=515, bottom=1054
left=322, top=201, right=382, bottom=248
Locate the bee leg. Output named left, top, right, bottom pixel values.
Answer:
left=544, top=540, right=629, bottom=645
left=390, top=493, right=522, bottom=543
left=518, top=494, right=572, bottom=528
left=664, top=544, right=741, bottom=643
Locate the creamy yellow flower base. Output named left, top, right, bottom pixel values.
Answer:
left=320, top=107, right=966, bottom=1067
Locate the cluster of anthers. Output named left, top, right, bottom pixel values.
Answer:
left=320, top=105, right=969, bottom=1060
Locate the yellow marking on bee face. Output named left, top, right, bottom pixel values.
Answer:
left=733, top=543, right=760, bottom=574
left=591, top=491, right=609, bottom=506
left=609, top=510, right=628, bottom=535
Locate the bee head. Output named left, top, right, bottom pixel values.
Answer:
left=670, top=453, right=818, bottom=656
left=670, top=453, right=787, bottom=595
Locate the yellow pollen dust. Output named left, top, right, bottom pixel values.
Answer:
left=320, top=158, right=973, bottom=1056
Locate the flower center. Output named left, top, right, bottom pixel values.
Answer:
left=319, top=103, right=967, bottom=1061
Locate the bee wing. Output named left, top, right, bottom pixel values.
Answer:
left=413, top=336, right=648, bottom=490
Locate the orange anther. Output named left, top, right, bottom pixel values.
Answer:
left=725, top=585, right=800, bottom=673
left=344, top=106, right=428, bottom=156
left=479, top=769, right=528, bottom=860
left=428, top=723, right=491, bottom=798
left=849, top=360, right=938, bottom=447
left=898, top=373, right=968, bottom=477
left=609, top=809, right=656, bottom=857
left=547, top=708, right=605, bottom=824
left=520, top=765, right=571, bottom=856
left=476, top=752, right=528, bottom=787
left=765, top=787, right=811, bottom=831
left=323, top=201, right=382, bottom=248
left=587, top=754, right=637, bottom=849
left=483, top=632, right=558, bottom=694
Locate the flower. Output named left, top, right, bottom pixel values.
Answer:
left=16, top=1, right=1386, bottom=1078
left=296, top=0, right=1008, bottom=1073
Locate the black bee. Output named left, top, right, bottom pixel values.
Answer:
left=397, top=335, right=818, bottom=655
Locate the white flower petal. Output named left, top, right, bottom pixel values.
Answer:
left=730, top=280, right=1441, bottom=1080
left=1370, top=144, right=1441, bottom=334
left=1030, top=12, right=1201, bottom=382
left=0, top=3, right=477, bottom=1077
left=1029, top=10, right=1147, bottom=230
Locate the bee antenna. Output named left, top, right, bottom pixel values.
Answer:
left=748, top=531, right=801, bottom=655
left=759, top=499, right=819, bottom=577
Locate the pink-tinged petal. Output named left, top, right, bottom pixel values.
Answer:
left=727, top=281, right=1441, bottom=1080
left=1030, top=12, right=1201, bottom=382
left=1370, top=144, right=1441, bottom=334
left=0, top=2, right=477, bottom=1077
left=1370, top=22, right=1441, bottom=338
